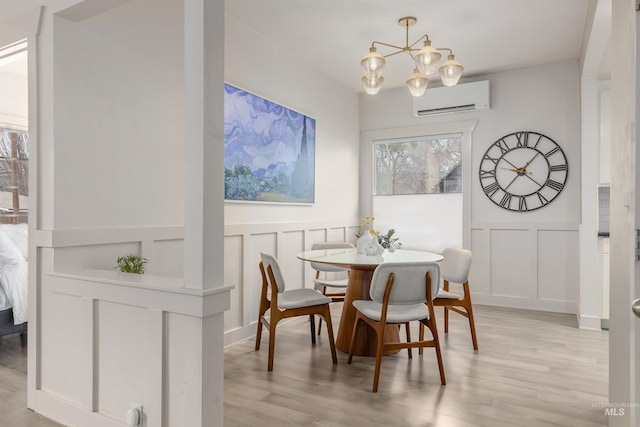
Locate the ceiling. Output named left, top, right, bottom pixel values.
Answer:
left=226, top=0, right=599, bottom=93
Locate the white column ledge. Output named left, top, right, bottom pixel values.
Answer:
left=48, top=268, right=232, bottom=317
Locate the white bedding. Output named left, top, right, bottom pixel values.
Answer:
left=0, top=284, right=10, bottom=311
left=0, top=262, right=28, bottom=324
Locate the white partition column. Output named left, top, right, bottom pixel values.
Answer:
left=184, top=0, right=224, bottom=289
left=183, top=0, right=228, bottom=426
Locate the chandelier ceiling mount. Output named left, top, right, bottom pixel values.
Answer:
left=360, top=16, right=464, bottom=97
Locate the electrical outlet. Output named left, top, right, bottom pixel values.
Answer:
left=127, top=403, right=143, bottom=427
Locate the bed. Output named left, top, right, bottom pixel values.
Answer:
left=0, top=223, right=28, bottom=339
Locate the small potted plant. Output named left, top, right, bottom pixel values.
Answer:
left=116, top=254, right=148, bottom=274
left=376, top=228, right=401, bottom=251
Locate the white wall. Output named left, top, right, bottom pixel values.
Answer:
left=360, top=62, right=581, bottom=313
left=52, top=0, right=184, bottom=229
left=222, top=15, right=362, bottom=344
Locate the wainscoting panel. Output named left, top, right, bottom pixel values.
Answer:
left=34, top=227, right=231, bottom=427
left=280, top=230, right=305, bottom=290
left=97, top=300, right=148, bottom=419
left=490, top=229, right=532, bottom=299
left=470, top=228, right=489, bottom=296
left=54, top=243, right=140, bottom=272
left=537, top=230, right=579, bottom=304
left=224, top=235, right=243, bottom=331
left=39, top=290, right=85, bottom=404
left=471, top=223, right=579, bottom=313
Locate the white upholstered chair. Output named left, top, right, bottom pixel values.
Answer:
left=310, top=241, right=355, bottom=334
left=255, top=252, right=338, bottom=371
left=347, top=261, right=446, bottom=392
left=430, top=247, right=478, bottom=350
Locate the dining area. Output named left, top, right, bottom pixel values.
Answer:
left=253, top=239, right=479, bottom=394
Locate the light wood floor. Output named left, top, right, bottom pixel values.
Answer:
left=0, top=304, right=609, bottom=427
left=0, top=334, right=63, bottom=427
left=225, top=304, right=609, bottom=427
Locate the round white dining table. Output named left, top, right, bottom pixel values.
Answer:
left=297, top=248, right=443, bottom=356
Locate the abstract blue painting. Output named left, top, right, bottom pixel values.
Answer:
left=224, top=84, right=315, bottom=203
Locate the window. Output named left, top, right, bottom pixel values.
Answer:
left=374, top=133, right=462, bottom=195
left=0, top=130, right=28, bottom=223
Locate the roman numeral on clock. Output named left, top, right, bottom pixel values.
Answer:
left=483, top=181, right=500, bottom=196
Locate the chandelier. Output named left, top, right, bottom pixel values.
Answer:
left=360, top=16, right=464, bottom=97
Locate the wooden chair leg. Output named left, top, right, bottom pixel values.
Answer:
left=317, top=287, right=327, bottom=336
left=466, top=303, right=479, bottom=350
left=444, top=306, right=449, bottom=333
left=347, top=316, right=363, bottom=364
left=309, top=315, right=316, bottom=345
left=320, top=305, right=338, bottom=364
left=405, top=323, right=412, bottom=359
left=418, top=323, right=424, bottom=355
left=255, top=300, right=269, bottom=351
left=372, top=323, right=385, bottom=393
left=255, top=317, right=263, bottom=351
left=267, top=319, right=278, bottom=372
left=423, top=318, right=446, bottom=385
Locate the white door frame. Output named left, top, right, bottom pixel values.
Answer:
left=608, top=1, right=639, bottom=426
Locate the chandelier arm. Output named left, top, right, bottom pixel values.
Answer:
left=408, top=34, right=429, bottom=50
left=382, top=50, right=408, bottom=59
left=435, top=47, right=454, bottom=55
left=371, top=40, right=406, bottom=52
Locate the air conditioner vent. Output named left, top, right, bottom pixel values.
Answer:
left=413, top=80, right=490, bottom=117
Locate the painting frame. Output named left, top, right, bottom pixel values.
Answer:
left=224, top=83, right=316, bottom=204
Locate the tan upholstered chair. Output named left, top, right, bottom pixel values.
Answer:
left=310, top=241, right=354, bottom=334
left=255, top=252, right=338, bottom=371
left=431, top=247, right=478, bottom=350
left=347, top=261, right=446, bottom=392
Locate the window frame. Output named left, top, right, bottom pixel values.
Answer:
left=361, top=120, right=477, bottom=249
left=372, top=132, right=463, bottom=196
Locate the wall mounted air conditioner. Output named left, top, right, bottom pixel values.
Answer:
left=413, top=80, right=490, bottom=116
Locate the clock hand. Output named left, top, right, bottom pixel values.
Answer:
left=500, top=166, right=532, bottom=175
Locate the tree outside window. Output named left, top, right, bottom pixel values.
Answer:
left=374, top=133, right=462, bottom=196
left=0, top=130, right=28, bottom=223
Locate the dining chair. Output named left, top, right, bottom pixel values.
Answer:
left=255, top=252, right=338, bottom=371
left=310, top=241, right=355, bottom=335
left=347, top=261, right=446, bottom=392
left=429, top=247, right=478, bottom=350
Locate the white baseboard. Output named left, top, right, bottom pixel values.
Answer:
left=472, top=294, right=577, bottom=314
left=578, top=314, right=602, bottom=330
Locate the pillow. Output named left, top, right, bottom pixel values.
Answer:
left=0, top=223, right=27, bottom=260
left=0, top=229, right=24, bottom=265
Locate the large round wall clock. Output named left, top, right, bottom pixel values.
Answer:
left=478, top=131, right=568, bottom=212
